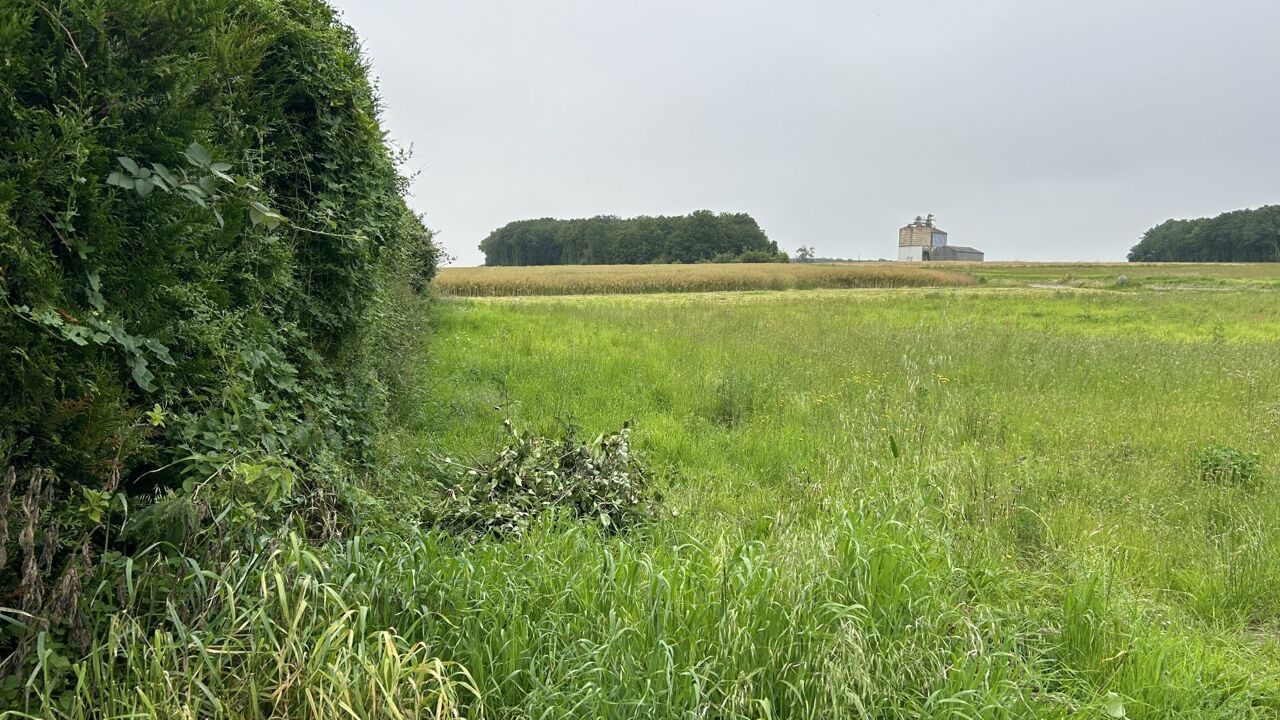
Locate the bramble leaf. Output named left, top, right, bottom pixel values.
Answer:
left=184, top=142, right=213, bottom=167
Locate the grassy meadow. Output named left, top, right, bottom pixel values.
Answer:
left=21, top=266, right=1280, bottom=719
left=363, top=272, right=1280, bottom=718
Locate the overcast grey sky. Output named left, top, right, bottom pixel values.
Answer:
left=332, top=0, right=1279, bottom=265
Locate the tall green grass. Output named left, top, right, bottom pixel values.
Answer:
left=395, top=286, right=1280, bottom=716
left=9, top=284, right=1280, bottom=718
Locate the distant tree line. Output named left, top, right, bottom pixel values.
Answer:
left=479, top=211, right=787, bottom=266
left=1128, top=205, right=1280, bottom=262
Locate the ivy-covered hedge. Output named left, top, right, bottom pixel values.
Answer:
left=0, top=0, right=436, bottom=614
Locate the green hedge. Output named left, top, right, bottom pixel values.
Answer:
left=0, top=0, right=436, bottom=622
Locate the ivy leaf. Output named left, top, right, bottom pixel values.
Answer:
left=183, top=141, right=213, bottom=168
left=116, top=156, right=139, bottom=174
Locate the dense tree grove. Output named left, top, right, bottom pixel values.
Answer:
left=1128, top=206, right=1280, bottom=262
left=479, top=211, right=787, bottom=265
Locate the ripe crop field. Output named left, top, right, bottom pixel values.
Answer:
left=437, top=261, right=1280, bottom=296
left=434, top=262, right=974, bottom=296
left=958, top=262, right=1280, bottom=289
left=376, top=279, right=1280, bottom=718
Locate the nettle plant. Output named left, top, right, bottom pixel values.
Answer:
left=1193, top=444, right=1263, bottom=490
left=427, top=420, right=662, bottom=537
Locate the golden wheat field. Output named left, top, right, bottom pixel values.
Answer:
left=434, top=262, right=974, bottom=296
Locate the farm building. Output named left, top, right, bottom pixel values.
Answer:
left=898, top=215, right=984, bottom=261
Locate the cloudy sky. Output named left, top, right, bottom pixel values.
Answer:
left=332, top=0, right=1279, bottom=265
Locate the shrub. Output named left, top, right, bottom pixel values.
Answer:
left=737, top=249, right=789, bottom=263
left=0, top=0, right=437, bottom=671
left=426, top=421, right=661, bottom=536
left=1193, top=444, right=1262, bottom=489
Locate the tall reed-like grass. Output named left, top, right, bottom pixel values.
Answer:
left=11, top=509, right=1273, bottom=718
left=3, top=534, right=480, bottom=720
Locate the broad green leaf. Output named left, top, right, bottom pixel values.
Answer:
left=183, top=141, right=213, bottom=168
left=1103, top=693, right=1126, bottom=718
left=34, top=308, right=64, bottom=327
left=106, top=172, right=134, bottom=190
left=152, top=162, right=179, bottom=188
left=133, top=177, right=154, bottom=197
left=63, top=325, right=92, bottom=346
left=248, top=200, right=287, bottom=229
left=116, top=156, right=139, bottom=174
left=129, top=355, right=156, bottom=392
left=183, top=189, right=208, bottom=208
left=142, top=337, right=175, bottom=365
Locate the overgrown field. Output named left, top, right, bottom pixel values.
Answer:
left=434, top=262, right=973, bottom=296
left=373, top=285, right=1280, bottom=718
left=438, top=261, right=1280, bottom=297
